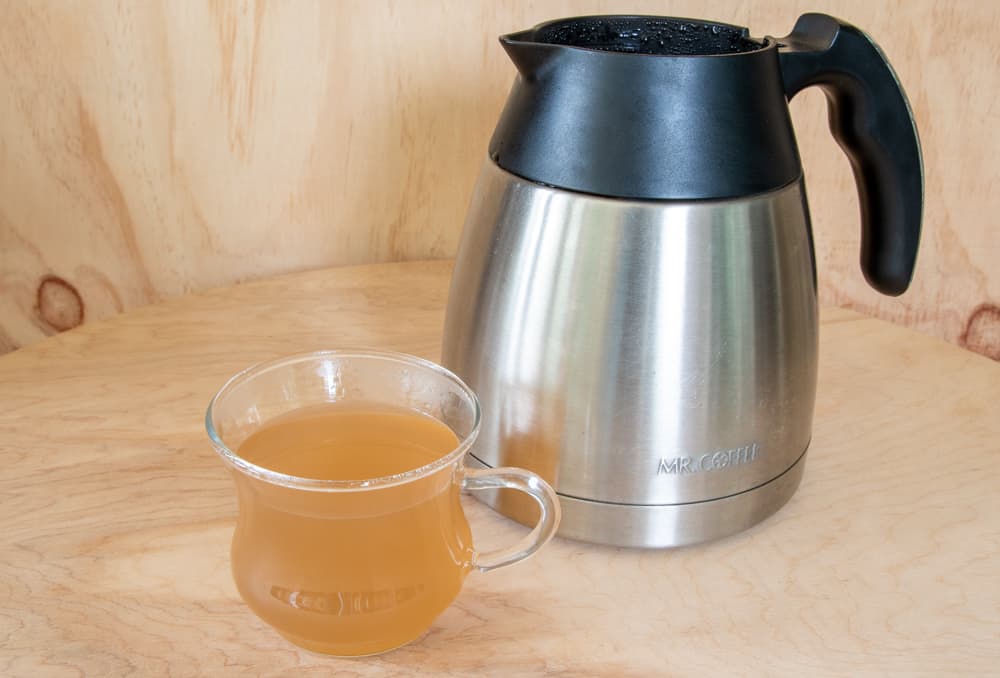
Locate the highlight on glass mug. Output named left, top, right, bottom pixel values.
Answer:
left=206, top=349, right=561, bottom=656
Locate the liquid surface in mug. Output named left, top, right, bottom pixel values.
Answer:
left=238, top=402, right=461, bottom=479
left=232, top=402, right=473, bottom=656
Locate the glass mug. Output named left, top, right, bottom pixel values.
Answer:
left=206, top=350, right=560, bottom=656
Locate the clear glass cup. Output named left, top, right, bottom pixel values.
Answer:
left=205, top=350, right=560, bottom=656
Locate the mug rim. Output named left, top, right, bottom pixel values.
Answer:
left=205, top=349, right=482, bottom=493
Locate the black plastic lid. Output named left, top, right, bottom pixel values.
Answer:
left=489, top=16, right=802, bottom=200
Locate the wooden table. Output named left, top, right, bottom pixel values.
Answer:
left=2, top=260, right=998, bottom=677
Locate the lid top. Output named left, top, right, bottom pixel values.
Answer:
left=490, top=15, right=802, bottom=200
left=518, top=15, right=766, bottom=57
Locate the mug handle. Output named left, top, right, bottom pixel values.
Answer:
left=461, top=467, right=561, bottom=572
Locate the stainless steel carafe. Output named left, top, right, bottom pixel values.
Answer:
left=442, top=14, right=923, bottom=547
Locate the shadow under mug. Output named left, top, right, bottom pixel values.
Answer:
left=205, top=350, right=561, bottom=656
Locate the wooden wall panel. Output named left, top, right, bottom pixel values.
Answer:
left=0, top=0, right=997, bottom=357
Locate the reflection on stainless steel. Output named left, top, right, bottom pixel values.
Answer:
left=443, top=161, right=818, bottom=547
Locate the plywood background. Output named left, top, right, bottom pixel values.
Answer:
left=1, top=0, right=997, bottom=358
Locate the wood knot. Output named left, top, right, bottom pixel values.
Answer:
left=36, top=275, right=85, bottom=332
left=960, top=303, right=1000, bottom=361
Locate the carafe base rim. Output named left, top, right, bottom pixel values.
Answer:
left=467, top=448, right=807, bottom=548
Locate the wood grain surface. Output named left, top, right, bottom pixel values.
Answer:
left=0, top=260, right=998, bottom=677
left=0, top=1, right=998, bottom=357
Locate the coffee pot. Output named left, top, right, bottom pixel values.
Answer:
left=442, top=14, right=922, bottom=547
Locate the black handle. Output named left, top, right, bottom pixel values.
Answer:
left=779, top=13, right=923, bottom=296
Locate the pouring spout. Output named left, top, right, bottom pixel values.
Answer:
left=500, top=31, right=562, bottom=78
